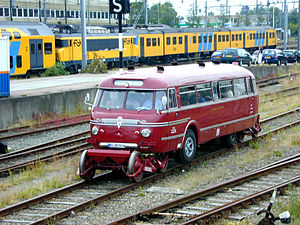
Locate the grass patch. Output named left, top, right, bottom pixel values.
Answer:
left=42, top=62, right=70, bottom=77
left=84, top=59, right=108, bottom=74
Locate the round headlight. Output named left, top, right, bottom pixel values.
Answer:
left=141, top=129, right=151, bottom=138
left=92, top=126, right=99, bottom=135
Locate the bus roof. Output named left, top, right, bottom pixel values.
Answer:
left=99, top=62, right=255, bottom=89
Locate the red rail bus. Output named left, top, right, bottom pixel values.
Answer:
left=79, top=62, right=260, bottom=182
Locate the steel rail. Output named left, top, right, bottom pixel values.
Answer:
left=183, top=176, right=300, bottom=224
left=261, top=92, right=300, bottom=104
left=260, top=86, right=300, bottom=97
left=260, top=107, right=300, bottom=123
left=107, top=156, right=300, bottom=225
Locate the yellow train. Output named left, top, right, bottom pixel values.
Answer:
left=0, top=22, right=277, bottom=76
left=0, top=21, right=56, bottom=76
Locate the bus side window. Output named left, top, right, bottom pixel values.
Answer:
left=179, top=85, right=196, bottom=107
left=219, top=80, right=234, bottom=99
left=246, top=77, right=254, bottom=94
left=196, top=82, right=212, bottom=103
left=168, top=88, right=178, bottom=108
left=212, top=81, right=220, bottom=101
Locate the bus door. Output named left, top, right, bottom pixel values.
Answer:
left=246, top=77, right=256, bottom=117
left=30, top=39, right=43, bottom=69
left=140, top=37, right=144, bottom=57
left=166, top=88, right=183, bottom=150
left=243, top=33, right=246, bottom=49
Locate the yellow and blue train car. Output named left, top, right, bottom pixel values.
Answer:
left=0, top=21, right=55, bottom=76
left=55, top=32, right=138, bottom=71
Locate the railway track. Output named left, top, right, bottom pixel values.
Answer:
left=109, top=155, right=300, bottom=225
left=257, top=73, right=298, bottom=88
left=0, top=110, right=299, bottom=225
left=260, top=86, right=300, bottom=104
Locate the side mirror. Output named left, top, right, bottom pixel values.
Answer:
left=279, top=211, right=291, bottom=224
left=85, top=93, right=93, bottom=107
left=162, top=96, right=167, bottom=108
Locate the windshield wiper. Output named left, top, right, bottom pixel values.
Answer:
left=136, top=106, right=151, bottom=112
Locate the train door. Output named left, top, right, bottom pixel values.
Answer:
left=69, top=39, right=74, bottom=61
left=266, top=32, right=269, bottom=47
left=243, top=33, right=246, bottom=49
left=140, top=37, right=144, bottom=57
left=30, top=39, right=43, bottom=68
left=214, top=34, right=217, bottom=51
left=184, top=35, right=188, bottom=55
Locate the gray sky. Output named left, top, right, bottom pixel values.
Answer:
left=146, top=0, right=298, bottom=18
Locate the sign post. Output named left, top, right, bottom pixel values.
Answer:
left=109, top=0, right=130, bottom=71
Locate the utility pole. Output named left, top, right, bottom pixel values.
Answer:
left=195, top=0, right=197, bottom=18
left=9, top=0, right=13, bottom=21
left=64, top=0, right=67, bottom=24
left=39, top=0, right=41, bottom=22
left=283, top=0, right=288, bottom=50
left=145, top=0, right=148, bottom=25
left=88, top=0, right=90, bottom=25
left=81, top=0, right=87, bottom=70
left=158, top=0, right=160, bottom=24
left=205, top=1, right=208, bottom=27
left=273, top=4, right=275, bottom=27
left=267, top=0, right=270, bottom=26
left=44, top=0, right=47, bottom=24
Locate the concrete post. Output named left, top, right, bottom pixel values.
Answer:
left=283, top=0, right=288, bottom=50
left=81, top=0, right=87, bottom=70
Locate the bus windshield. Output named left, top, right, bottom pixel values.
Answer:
left=98, top=89, right=166, bottom=111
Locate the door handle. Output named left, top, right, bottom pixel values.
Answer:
left=176, top=112, right=179, bottom=118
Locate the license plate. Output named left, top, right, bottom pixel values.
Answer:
left=108, top=143, right=125, bottom=148
left=216, top=56, right=220, bottom=58
left=226, top=55, right=232, bottom=57
left=265, top=56, right=271, bottom=59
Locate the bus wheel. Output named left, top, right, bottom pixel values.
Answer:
left=180, top=129, right=196, bottom=164
left=225, top=133, right=239, bottom=148
left=128, top=151, right=144, bottom=182
left=79, top=150, right=95, bottom=181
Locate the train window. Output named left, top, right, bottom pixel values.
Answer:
left=220, top=80, right=233, bottom=99
left=250, top=33, right=252, bottom=40
left=196, top=83, right=212, bottom=103
left=24, top=9, right=28, bottom=17
left=193, top=36, right=196, bottom=44
left=167, top=37, right=170, bottom=45
left=158, top=38, right=160, bottom=46
left=209, top=36, right=212, bottom=42
left=55, top=39, right=69, bottom=48
left=10, top=56, right=13, bottom=69
left=76, top=11, right=79, bottom=18
left=4, top=8, right=9, bottom=17
left=269, top=32, right=271, bottom=38
left=179, top=85, right=196, bottom=106
left=218, top=35, right=221, bottom=42
left=17, top=56, right=22, bottom=68
left=168, top=88, right=178, bottom=109
left=1, top=32, right=12, bottom=40
left=246, top=77, right=254, bottom=94
left=147, top=38, right=151, bottom=47
left=239, top=34, right=242, bottom=40
left=13, top=32, right=21, bottom=39
left=204, top=36, right=207, bottom=43
left=173, top=37, right=177, bottom=45
left=38, top=43, right=42, bottom=54
left=97, top=12, right=100, bottom=19
left=152, top=38, right=156, bottom=47
left=233, top=78, right=246, bottom=96
left=198, top=36, right=202, bottom=43
left=226, top=35, right=229, bottom=42
left=12, top=8, right=16, bottom=17
left=212, top=82, right=220, bottom=101
left=232, top=34, right=234, bottom=41
left=0, top=8, right=3, bottom=17
left=263, top=33, right=265, bottom=39
left=44, top=43, right=52, bottom=54
left=179, top=36, right=182, bottom=44
left=235, top=34, right=238, bottom=40
left=222, top=35, right=225, bottom=42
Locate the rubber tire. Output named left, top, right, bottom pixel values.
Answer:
left=284, top=59, right=288, bottom=65
left=277, top=60, right=281, bottom=66
left=79, top=150, right=95, bottom=181
left=248, top=60, right=251, bottom=67
left=239, top=60, right=243, bottom=66
left=128, top=151, right=144, bottom=182
left=177, top=129, right=197, bottom=164
left=225, top=133, right=239, bottom=148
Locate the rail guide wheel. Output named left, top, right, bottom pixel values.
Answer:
left=128, top=151, right=144, bottom=182
left=79, top=150, right=95, bottom=181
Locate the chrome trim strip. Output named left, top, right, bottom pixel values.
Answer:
left=200, top=114, right=258, bottom=132
left=161, top=133, right=184, bottom=141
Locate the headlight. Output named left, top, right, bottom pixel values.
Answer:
left=141, top=129, right=151, bottom=138
left=92, top=126, right=99, bottom=135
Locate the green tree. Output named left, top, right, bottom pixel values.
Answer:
left=288, top=8, right=298, bottom=36
left=148, top=2, right=179, bottom=27
left=218, top=4, right=229, bottom=27
left=128, top=0, right=145, bottom=25
left=186, top=3, right=201, bottom=27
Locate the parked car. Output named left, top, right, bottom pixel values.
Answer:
left=220, top=48, right=252, bottom=66
left=211, top=50, right=223, bottom=62
left=283, top=50, right=297, bottom=63
left=251, top=50, right=259, bottom=65
left=262, top=49, right=288, bottom=66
